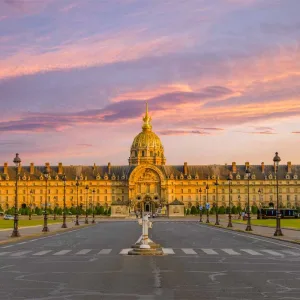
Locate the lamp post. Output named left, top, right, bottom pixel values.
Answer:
left=199, top=188, right=203, bottom=222
left=42, top=167, right=49, bottom=232
left=227, top=174, right=233, bottom=227
left=92, top=189, right=95, bottom=224
left=53, top=197, right=57, bottom=220
left=206, top=183, right=210, bottom=223
left=245, top=168, right=252, bottom=231
left=61, top=174, right=67, bottom=228
left=11, top=153, right=21, bottom=237
left=29, top=189, right=33, bottom=220
left=238, top=195, right=241, bottom=219
left=75, top=180, right=80, bottom=225
left=214, top=178, right=220, bottom=225
left=273, top=152, right=283, bottom=236
left=258, top=188, right=262, bottom=219
left=85, top=185, right=89, bottom=224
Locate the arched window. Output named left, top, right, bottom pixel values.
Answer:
left=142, top=150, right=145, bottom=157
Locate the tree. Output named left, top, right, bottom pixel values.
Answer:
left=190, top=206, right=197, bottom=215
left=107, top=207, right=111, bottom=216
left=251, top=205, right=258, bottom=214
left=231, top=205, right=237, bottom=214
left=186, top=208, right=190, bottom=215
left=218, top=206, right=225, bottom=214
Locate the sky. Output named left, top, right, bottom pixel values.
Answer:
left=0, top=0, right=300, bottom=167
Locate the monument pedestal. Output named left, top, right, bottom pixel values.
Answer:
left=128, top=214, right=164, bottom=256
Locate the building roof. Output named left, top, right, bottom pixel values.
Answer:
left=0, top=164, right=299, bottom=181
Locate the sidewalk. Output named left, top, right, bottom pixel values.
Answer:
left=205, top=215, right=300, bottom=244
left=0, top=219, right=93, bottom=244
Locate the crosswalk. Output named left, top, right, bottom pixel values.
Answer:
left=0, top=248, right=299, bottom=257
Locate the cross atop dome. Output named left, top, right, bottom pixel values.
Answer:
left=142, top=101, right=152, bottom=131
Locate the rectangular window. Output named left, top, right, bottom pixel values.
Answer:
left=112, top=196, right=115, bottom=201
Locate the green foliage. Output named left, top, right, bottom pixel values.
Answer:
left=190, top=206, right=197, bottom=215
left=107, top=207, right=111, bottom=216
left=186, top=208, right=190, bottom=215
left=251, top=205, right=258, bottom=214
left=184, top=207, right=187, bottom=215
left=218, top=206, right=226, bottom=214
left=231, top=205, right=237, bottom=214
left=237, top=205, right=242, bottom=213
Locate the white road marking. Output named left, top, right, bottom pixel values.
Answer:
left=11, top=251, right=32, bottom=257
left=261, top=250, right=284, bottom=256
left=33, top=250, right=52, bottom=256
left=182, top=248, right=197, bottom=255
left=198, top=224, right=300, bottom=250
left=98, top=249, right=112, bottom=255
left=76, top=249, right=92, bottom=255
left=281, top=250, right=300, bottom=256
left=53, top=250, right=72, bottom=256
left=221, top=249, right=241, bottom=255
left=240, top=249, right=262, bottom=256
left=1, top=245, right=13, bottom=249
left=17, top=242, right=27, bottom=245
left=162, top=248, right=175, bottom=254
left=201, top=249, right=218, bottom=255
left=119, top=248, right=131, bottom=255
left=0, top=252, right=10, bottom=256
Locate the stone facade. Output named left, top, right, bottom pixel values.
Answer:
left=0, top=104, right=299, bottom=213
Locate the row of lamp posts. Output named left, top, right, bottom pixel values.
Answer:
left=198, top=152, right=283, bottom=236
left=10, top=152, right=284, bottom=238
left=11, top=153, right=96, bottom=238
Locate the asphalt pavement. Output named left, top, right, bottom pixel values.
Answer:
left=0, top=220, right=299, bottom=299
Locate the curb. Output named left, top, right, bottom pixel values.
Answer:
left=0, top=223, right=96, bottom=246
left=231, top=222, right=300, bottom=232
left=200, top=222, right=300, bottom=245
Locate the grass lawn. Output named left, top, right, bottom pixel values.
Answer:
left=0, top=218, right=62, bottom=229
left=233, top=219, right=300, bottom=229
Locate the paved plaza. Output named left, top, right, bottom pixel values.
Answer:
left=0, top=220, right=299, bottom=299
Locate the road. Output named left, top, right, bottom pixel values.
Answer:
left=0, top=220, right=299, bottom=299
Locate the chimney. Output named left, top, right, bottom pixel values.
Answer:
left=183, top=162, right=188, bottom=176
left=108, top=162, right=111, bottom=175
left=45, top=162, right=50, bottom=172
left=3, top=162, right=8, bottom=175
left=30, top=163, right=34, bottom=175
left=245, top=162, right=250, bottom=171
left=287, top=161, right=292, bottom=173
left=261, top=162, right=265, bottom=173
left=58, top=162, right=63, bottom=175
left=232, top=162, right=237, bottom=173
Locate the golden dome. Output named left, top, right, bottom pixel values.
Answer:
left=132, top=130, right=163, bottom=149
left=129, top=102, right=166, bottom=166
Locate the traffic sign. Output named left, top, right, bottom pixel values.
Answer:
left=206, top=203, right=210, bottom=209
left=199, top=206, right=203, bottom=211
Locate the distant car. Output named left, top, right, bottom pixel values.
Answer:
left=4, top=214, right=14, bottom=220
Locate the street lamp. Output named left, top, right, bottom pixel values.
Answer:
left=199, top=188, right=203, bottom=222
left=29, top=189, right=33, bottom=220
left=238, top=195, right=241, bottom=219
left=273, top=152, right=283, bottom=236
left=227, top=173, right=233, bottom=227
left=42, top=167, right=49, bottom=232
left=245, top=167, right=252, bottom=231
left=206, top=183, right=210, bottom=223
left=85, top=185, right=89, bottom=224
left=11, top=153, right=21, bottom=238
left=214, top=178, right=220, bottom=225
left=61, top=174, right=67, bottom=228
left=92, top=189, right=95, bottom=224
left=75, top=180, right=80, bottom=225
